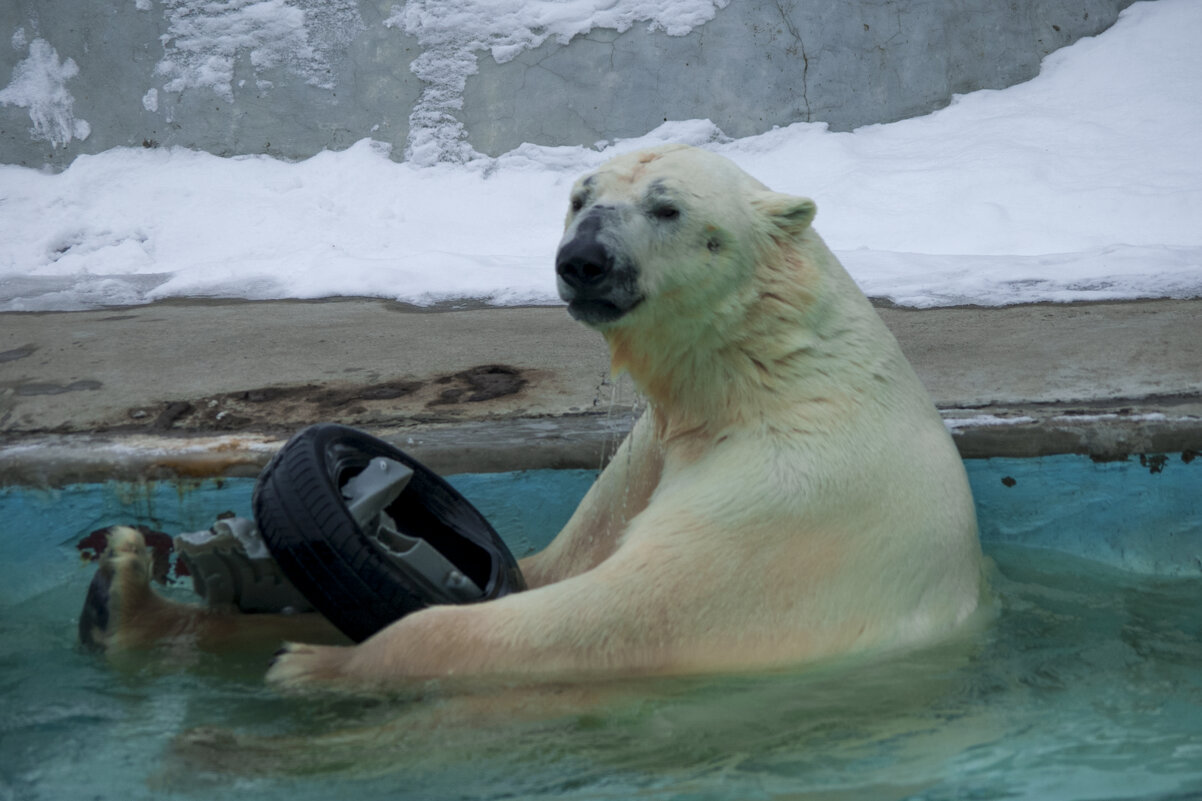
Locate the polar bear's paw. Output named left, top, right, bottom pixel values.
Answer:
left=265, top=642, right=351, bottom=690
left=79, top=526, right=158, bottom=650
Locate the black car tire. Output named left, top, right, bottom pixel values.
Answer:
left=252, top=423, right=525, bottom=642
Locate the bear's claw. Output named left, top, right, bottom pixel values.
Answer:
left=265, top=642, right=350, bottom=689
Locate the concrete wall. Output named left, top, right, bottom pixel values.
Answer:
left=0, top=0, right=1137, bottom=169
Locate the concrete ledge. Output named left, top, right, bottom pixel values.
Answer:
left=2, top=298, right=1199, bottom=486
left=3, top=408, right=1200, bottom=488
left=0, top=417, right=621, bottom=487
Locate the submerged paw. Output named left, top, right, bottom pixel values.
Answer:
left=77, top=526, right=154, bottom=650
left=265, top=642, right=346, bottom=689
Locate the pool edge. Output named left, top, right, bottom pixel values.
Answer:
left=2, top=405, right=1200, bottom=487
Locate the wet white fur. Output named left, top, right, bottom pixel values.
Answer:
left=267, top=145, right=983, bottom=689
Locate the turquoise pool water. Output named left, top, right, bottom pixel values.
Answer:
left=1, top=455, right=1199, bottom=800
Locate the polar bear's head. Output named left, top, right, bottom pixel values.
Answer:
left=555, top=144, right=819, bottom=330
left=555, top=145, right=874, bottom=425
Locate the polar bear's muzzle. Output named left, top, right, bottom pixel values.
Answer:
left=556, top=209, right=643, bottom=326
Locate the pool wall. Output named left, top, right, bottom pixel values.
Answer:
left=3, top=454, right=1197, bottom=608
left=3, top=301, right=1199, bottom=610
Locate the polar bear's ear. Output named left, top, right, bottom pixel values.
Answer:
left=754, top=191, right=817, bottom=236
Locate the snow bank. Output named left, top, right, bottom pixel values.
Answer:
left=0, top=0, right=1198, bottom=311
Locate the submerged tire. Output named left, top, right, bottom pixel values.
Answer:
left=252, top=423, right=525, bottom=642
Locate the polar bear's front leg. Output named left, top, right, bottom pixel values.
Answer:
left=79, top=526, right=211, bottom=650
left=265, top=543, right=683, bottom=691
left=517, top=410, right=663, bottom=588
left=265, top=524, right=769, bottom=692
left=266, top=600, right=551, bottom=690
left=81, top=526, right=343, bottom=654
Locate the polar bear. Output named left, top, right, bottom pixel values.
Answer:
left=85, top=145, right=982, bottom=689
left=263, top=144, right=983, bottom=689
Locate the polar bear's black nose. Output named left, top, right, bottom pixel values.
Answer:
left=556, top=215, right=614, bottom=290
left=556, top=241, right=613, bottom=290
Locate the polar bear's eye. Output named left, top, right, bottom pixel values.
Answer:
left=651, top=205, right=680, bottom=221
left=570, top=196, right=585, bottom=213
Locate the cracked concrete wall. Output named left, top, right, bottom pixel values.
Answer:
left=462, top=0, right=1139, bottom=154
left=1, top=0, right=1137, bottom=169
left=0, top=0, right=420, bottom=168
